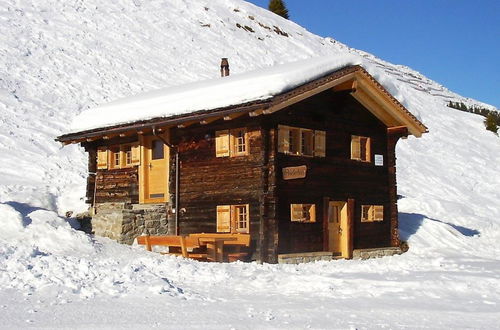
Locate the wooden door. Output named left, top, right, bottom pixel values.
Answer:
left=328, top=201, right=349, bottom=258
left=140, top=135, right=169, bottom=204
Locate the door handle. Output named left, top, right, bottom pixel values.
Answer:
left=148, top=163, right=153, bottom=169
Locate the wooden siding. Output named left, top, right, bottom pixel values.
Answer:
left=171, top=118, right=265, bottom=258
left=269, top=90, right=395, bottom=254
left=94, top=167, right=139, bottom=204
left=83, top=137, right=140, bottom=205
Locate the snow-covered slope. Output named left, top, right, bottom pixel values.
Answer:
left=1, top=0, right=499, bottom=328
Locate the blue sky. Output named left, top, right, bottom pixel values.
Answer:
left=247, top=0, right=500, bottom=108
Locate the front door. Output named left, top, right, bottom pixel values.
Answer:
left=328, top=201, right=349, bottom=258
left=140, top=135, right=169, bottom=204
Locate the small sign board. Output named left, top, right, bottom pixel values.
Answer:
left=374, top=154, right=384, bottom=166
left=283, top=165, right=307, bottom=180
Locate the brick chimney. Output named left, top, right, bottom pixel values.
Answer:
left=220, top=58, right=230, bottom=77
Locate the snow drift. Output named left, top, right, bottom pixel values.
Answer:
left=0, top=0, right=499, bottom=328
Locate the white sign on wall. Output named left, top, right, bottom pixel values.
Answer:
left=374, top=154, right=384, bottom=166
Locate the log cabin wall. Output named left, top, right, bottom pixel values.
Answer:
left=268, top=90, right=394, bottom=254
left=94, top=168, right=139, bottom=204
left=171, top=117, right=266, bottom=259
left=387, top=129, right=406, bottom=247
left=83, top=137, right=140, bottom=205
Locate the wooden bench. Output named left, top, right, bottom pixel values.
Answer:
left=136, top=233, right=251, bottom=262
left=188, top=233, right=251, bottom=262
left=136, top=235, right=206, bottom=259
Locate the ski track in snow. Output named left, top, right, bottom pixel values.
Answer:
left=1, top=0, right=499, bottom=328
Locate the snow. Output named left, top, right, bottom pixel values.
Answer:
left=70, top=55, right=362, bottom=133
left=1, top=0, right=500, bottom=328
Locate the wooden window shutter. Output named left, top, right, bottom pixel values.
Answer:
left=216, top=205, right=231, bottom=232
left=314, top=130, right=326, bottom=157
left=365, top=137, right=371, bottom=162
left=361, top=205, right=370, bottom=222
left=351, top=135, right=360, bottom=160
left=131, top=142, right=140, bottom=165
left=290, top=204, right=303, bottom=221
left=278, top=125, right=290, bottom=153
left=308, top=204, right=316, bottom=222
left=374, top=205, right=384, bottom=221
left=215, top=130, right=230, bottom=157
left=97, top=147, right=108, bottom=169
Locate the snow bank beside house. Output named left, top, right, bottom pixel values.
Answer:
left=1, top=199, right=499, bottom=328
left=0, top=204, right=188, bottom=300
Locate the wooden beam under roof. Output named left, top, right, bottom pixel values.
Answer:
left=332, top=79, right=357, bottom=92
left=351, top=88, right=400, bottom=127
left=177, top=120, right=199, bottom=128
left=249, top=109, right=264, bottom=117
left=355, top=76, right=424, bottom=137
left=223, top=112, right=246, bottom=121
left=200, top=117, right=219, bottom=125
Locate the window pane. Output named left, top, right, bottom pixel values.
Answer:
left=121, top=146, right=132, bottom=165
left=235, top=130, right=246, bottom=153
left=289, top=129, right=300, bottom=154
left=109, top=147, right=120, bottom=168
left=126, top=150, right=132, bottom=164
left=152, top=140, right=164, bottom=160
left=236, top=206, right=247, bottom=229
left=301, top=130, right=313, bottom=156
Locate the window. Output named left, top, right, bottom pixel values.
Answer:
left=361, top=205, right=384, bottom=222
left=278, top=125, right=325, bottom=157
left=233, top=128, right=247, bottom=156
left=215, top=128, right=249, bottom=157
left=216, top=204, right=250, bottom=233
left=96, top=143, right=140, bottom=170
left=290, top=204, right=316, bottom=223
left=235, top=205, right=249, bottom=233
left=301, top=129, right=314, bottom=156
left=109, top=147, right=120, bottom=169
left=124, top=147, right=132, bottom=165
left=351, top=135, right=371, bottom=162
left=152, top=140, right=164, bottom=160
left=289, top=128, right=300, bottom=155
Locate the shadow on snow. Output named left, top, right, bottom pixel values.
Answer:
left=399, top=212, right=480, bottom=241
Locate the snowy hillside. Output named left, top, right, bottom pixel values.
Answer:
left=1, top=0, right=499, bottom=328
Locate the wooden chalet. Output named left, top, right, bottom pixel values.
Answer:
left=57, top=58, right=427, bottom=263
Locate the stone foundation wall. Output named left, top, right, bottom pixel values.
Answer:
left=352, top=247, right=403, bottom=260
left=278, top=247, right=403, bottom=264
left=278, top=252, right=336, bottom=264
left=92, top=203, right=170, bottom=244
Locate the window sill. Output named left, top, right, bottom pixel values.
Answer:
left=282, top=152, right=315, bottom=158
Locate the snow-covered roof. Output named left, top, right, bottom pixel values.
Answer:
left=69, top=55, right=363, bottom=133
left=64, top=54, right=427, bottom=139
